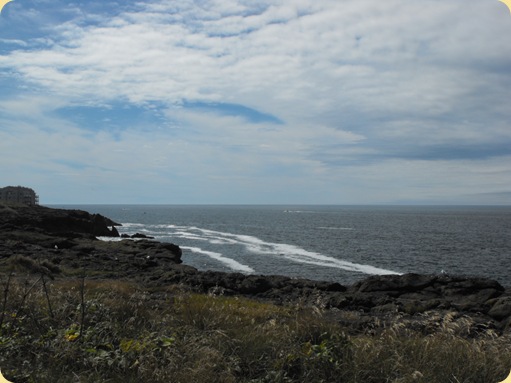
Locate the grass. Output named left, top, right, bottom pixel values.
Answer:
left=0, top=271, right=510, bottom=383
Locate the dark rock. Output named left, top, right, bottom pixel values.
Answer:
left=488, top=296, right=511, bottom=321
left=398, top=291, right=439, bottom=301
left=130, top=233, right=155, bottom=239
left=239, top=276, right=272, bottom=294
left=52, top=239, right=77, bottom=250
left=91, top=214, right=120, bottom=237
left=436, top=276, right=504, bottom=296
left=159, top=242, right=182, bottom=257
left=324, top=282, right=346, bottom=292
left=449, top=288, right=502, bottom=313
left=110, top=226, right=120, bottom=237
left=326, top=295, right=352, bottom=309
left=400, top=299, right=443, bottom=315
left=141, top=259, right=159, bottom=268
left=0, top=204, right=121, bottom=237
left=352, top=273, right=436, bottom=294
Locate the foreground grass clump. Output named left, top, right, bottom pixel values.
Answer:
left=0, top=274, right=510, bottom=383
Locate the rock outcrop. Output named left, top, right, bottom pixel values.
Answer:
left=0, top=203, right=120, bottom=237
left=0, top=203, right=181, bottom=279
left=151, top=268, right=510, bottom=330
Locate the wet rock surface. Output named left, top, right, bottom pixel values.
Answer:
left=1, top=203, right=510, bottom=333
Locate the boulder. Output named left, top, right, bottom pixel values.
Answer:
left=130, top=233, right=155, bottom=239
left=352, top=273, right=436, bottom=294
left=488, top=296, right=511, bottom=321
left=239, top=276, right=272, bottom=294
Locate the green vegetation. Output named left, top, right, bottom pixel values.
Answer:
left=0, top=270, right=510, bottom=383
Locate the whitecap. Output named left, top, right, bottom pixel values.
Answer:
left=190, top=227, right=401, bottom=276
left=182, top=246, right=255, bottom=274
left=97, top=236, right=124, bottom=242
left=118, top=223, right=400, bottom=276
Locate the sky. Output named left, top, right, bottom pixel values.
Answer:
left=1, top=0, right=511, bottom=205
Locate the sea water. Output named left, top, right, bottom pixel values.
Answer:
left=51, top=205, right=511, bottom=287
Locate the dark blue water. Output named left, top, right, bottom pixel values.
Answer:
left=52, top=205, right=511, bottom=287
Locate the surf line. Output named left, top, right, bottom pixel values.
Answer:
left=121, top=223, right=401, bottom=276
left=182, top=246, right=255, bottom=274
left=182, top=227, right=401, bottom=276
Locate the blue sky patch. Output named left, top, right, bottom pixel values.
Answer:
left=183, top=101, right=283, bottom=125
left=55, top=101, right=168, bottom=132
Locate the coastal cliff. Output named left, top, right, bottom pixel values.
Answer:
left=0, top=203, right=510, bottom=333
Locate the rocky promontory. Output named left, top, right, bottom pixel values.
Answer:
left=0, top=203, right=182, bottom=278
left=1, top=203, right=510, bottom=334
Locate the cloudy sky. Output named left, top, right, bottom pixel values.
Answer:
left=1, top=0, right=510, bottom=204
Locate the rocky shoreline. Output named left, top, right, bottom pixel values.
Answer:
left=1, top=203, right=510, bottom=334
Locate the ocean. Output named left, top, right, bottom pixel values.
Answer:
left=52, top=205, right=511, bottom=287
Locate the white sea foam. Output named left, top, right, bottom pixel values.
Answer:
left=120, top=223, right=400, bottom=276
left=97, top=236, right=124, bottom=242
left=173, top=231, right=209, bottom=241
left=188, top=227, right=400, bottom=276
left=182, top=246, right=255, bottom=273
left=120, top=222, right=146, bottom=230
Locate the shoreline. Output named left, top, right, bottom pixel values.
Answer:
left=1, top=203, right=510, bottom=334
left=49, top=203, right=511, bottom=287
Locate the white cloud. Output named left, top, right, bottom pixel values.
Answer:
left=1, top=0, right=510, bottom=203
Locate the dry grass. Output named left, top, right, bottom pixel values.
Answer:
left=0, top=272, right=510, bottom=383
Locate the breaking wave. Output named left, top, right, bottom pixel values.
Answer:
left=118, top=223, right=401, bottom=276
